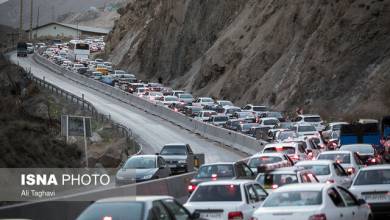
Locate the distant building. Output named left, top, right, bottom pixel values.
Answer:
left=27, top=22, right=110, bottom=39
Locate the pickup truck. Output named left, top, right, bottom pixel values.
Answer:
left=158, top=143, right=205, bottom=174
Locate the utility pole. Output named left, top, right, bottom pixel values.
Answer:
left=29, top=0, right=33, bottom=41
left=35, top=7, right=39, bottom=40
left=19, top=0, right=23, bottom=40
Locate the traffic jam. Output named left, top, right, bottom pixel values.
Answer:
left=30, top=39, right=390, bottom=220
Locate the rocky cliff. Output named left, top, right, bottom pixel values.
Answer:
left=107, top=0, right=390, bottom=119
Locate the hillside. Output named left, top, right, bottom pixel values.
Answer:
left=107, top=0, right=390, bottom=119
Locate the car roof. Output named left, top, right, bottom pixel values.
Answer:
left=96, top=196, right=173, bottom=203
left=320, top=150, right=352, bottom=155
left=340, top=144, right=373, bottom=148
left=264, top=142, right=297, bottom=148
left=163, top=143, right=187, bottom=146
left=264, top=167, right=310, bottom=174
left=201, top=162, right=236, bottom=166
left=251, top=152, right=286, bottom=158
left=298, top=114, right=321, bottom=118
left=295, top=160, right=333, bottom=165
left=198, top=179, right=255, bottom=186
left=328, top=122, right=348, bottom=126
left=274, top=183, right=329, bottom=192
left=260, top=117, right=279, bottom=120
left=130, top=155, right=157, bottom=159
left=358, top=164, right=390, bottom=171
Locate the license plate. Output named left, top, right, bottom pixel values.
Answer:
left=200, top=212, right=222, bottom=218
left=363, top=194, right=390, bottom=202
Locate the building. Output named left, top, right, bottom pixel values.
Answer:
left=27, top=22, right=110, bottom=39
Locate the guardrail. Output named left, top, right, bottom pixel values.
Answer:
left=32, top=53, right=268, bottom=155
left=0, top=172, right=195, bottom=220
left=26, top=69, right=141, bottom=158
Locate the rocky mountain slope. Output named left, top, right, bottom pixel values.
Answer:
left=108, top=0, right=390, bottom=119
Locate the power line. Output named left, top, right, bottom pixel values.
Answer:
left=19, top=0, right=23, bottom=40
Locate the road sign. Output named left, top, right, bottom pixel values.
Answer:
left=61, top=115, right=92, bottom=137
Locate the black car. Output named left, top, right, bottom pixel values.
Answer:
left=115, top=155, right=171, bottom=185
left=188, top=162, right=255, bottom=193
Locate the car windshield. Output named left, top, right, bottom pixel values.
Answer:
left=253, top=106, right=267, bottom=112
left=196, top=164, right=234, bottom=178
left=165, top=97, right=178, bottom=101
left=353, top=169, right=390, bottom=185
left=268, top=112, right=283, bottom=118
left=298, top=125, right=316, bottom=132
left=333, top=124, right=344, bottom=130
left=238, top=112, right=254, bottom=118
left=219, top=101, right=233, bottom=106
left=202, top=98, right=213, bottom=102
left=242, top=123, right=258, bottom=130
left=190, top=185, right=241, bottom=202
left=226, top=108, right=241, bottom=114
left=115, top=70, right=126, bottom=74
left=304, top=117, right=321, bottom=122
left=150, top=92, right=162, bottom=97
left=263, top=191, right=322, bottom=207
left=318, top=153, right=351, bottom=164
left=264, top=119, right=279, bottom=125
left=123, top=157, right=156, bottom=169
left=340, top=145, right=374, bottom=154
left=257, top=173, right=299, bottom=189
left=248, top=156, right=283, bottom=168
left=297, top=165, right=331, bottom=175
left=160, top=145, right=187, bottom=155
left=213, top=116, right=228, bottom=122
left=263, top=146, right=295, bottom=154
left=277, top=131, right=298, bottom=140
left=179, top=94, right=193, bottom=98
left=203, top=112, right=216, bottom=117
left=76, top=202, right=144, bottom=220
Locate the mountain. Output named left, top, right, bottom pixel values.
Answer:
left=107, top=0, right=390, bottom=119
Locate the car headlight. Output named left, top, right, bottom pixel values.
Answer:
left=178, top=160, right=187, bottom=164
left=142, top=174, right=153, bottom=180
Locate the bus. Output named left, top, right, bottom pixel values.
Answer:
left=68, top=42, right=90, bottom=62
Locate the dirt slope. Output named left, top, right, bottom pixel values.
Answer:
left=107, top=0, right=390, bottom=119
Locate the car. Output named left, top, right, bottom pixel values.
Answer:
left=222, top=106, right=242, bottom=118
left=257, top=117, right=280, bottom=129
left=184, top=106, right=203, bottom=117
left=184, top=180, right=268, bottom=220
left=317, top=151, right=365, bottom=177
left=322, top=122, right=349, bottom=138
left=349, top=165, right=390, bottom=219
left=292, top=136, right=323, bottom=159
left=247, top=153, right=294, bottom=173
left=194, top=110, right=217, bottom=122
left=255, top=167, right=319, bottom=192
left=159, top=143, right=195, bottom=173
left=294, top=160, right=352, bottom=188
left=147, top=83, right=163, bottom=92
left=115, top=155, right=171, bottom=185
left=188, top=162, right=255, bottom=193
left=251, top=183, right=372, bottom=220
left=193, top=97, right=215, bottom=107
left=258, top=111, right=285, bottom=122
left=242, top=104, right=268, bottom=115
left=159, top=95, right=180, bottom=106
left=224, top=118, right=245, bottom=131
left=238, top=123, right=260, bottom=135
left=76, top=196, right=202, bottom=220
left=293, top=123, right=319, bottom=136
left=262, top=142, right=308, bottom=163
left=233, top=111, right=256, bottom=123
left=273, top=130, right=299, bottom=142
left=216, top=100, right=234, bottom=107
left=26, top=42, right=34, bottom=54
left=111, top=70, right=136, bottom=80
left=293, top=114, right=325, bottom=131
left=339, top=144, right=382, bottom=165
left=128, top=83, right=146, bottom=93
left=209, top=115, right=229, bottom=126
left=178, top=93, right=194, bottom=104
left=145, top=91, right=164, bottom=101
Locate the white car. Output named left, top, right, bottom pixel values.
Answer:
left=258, top=117, right=280, bottom=129
left=193, top=97, right=215, bottom=107
left=135, top=87, right=148, bottom=97
left=145, top=92, right=163, bottom=101
left=178, top=93, right=194, bottom=104
left=262, top=142, right=308, bottom=163
left=222, top=106, right=242, bottom=118
left=317, top=151, right=365, bottom=178
left=293, top=114, right=325, bottom=131
left=72, top=63, right=85, bottom=72
left=293, top=123, right=319, bottom=136
left=216, top=100, right=234, bottom=107
left=184, top=180, right=268, bottom=220
left=159, top=95, right=180, bottom=106
left=294, top=160, right=352, bottom=188
left=339, top=144, right=376, bottom=164
left=242, top=104, right=268, bottom=115
left=252, top=183, right=372, bottom=220
left=322, top=122, right=349, bottom=138
left=247, top=152, right=294, bottom=173
left=194, top=110, right=217, bottom=122
left=349, top=165, right=390, bottom=219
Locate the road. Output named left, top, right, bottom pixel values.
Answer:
left=10, top=53, right=245, bottom=163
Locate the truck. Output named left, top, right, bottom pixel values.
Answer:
left=17, top=42, right=28, bottom=57
left=339, top=122, right=381, bottom=146
left=158, top=143, right=205, bottom=174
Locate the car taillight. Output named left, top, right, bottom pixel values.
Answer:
left=309, top=213, right=326, bottom=220
left=228, top=211, right=243, bottom=220
left=103, top=217, right=112, bottom=220
left=326, top=179, right=335, bottom=184
left=188, top=184, right=196, bottom=193
left=371, top=158, right=376, bottom=163
left=292, top=154, right=299, bottom=160
left=271, top=184, right=279, bottom=189
left=347, top=167, right=355, bottom=174
left=211, top=174, right=218, bottom=181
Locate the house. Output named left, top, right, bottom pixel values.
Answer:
left=27, top=22, right=110, bottom=39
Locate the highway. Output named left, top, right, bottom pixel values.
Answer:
left=10, top=52, right=245, bottom=163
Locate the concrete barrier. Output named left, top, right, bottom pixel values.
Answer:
left=32, top=54, right=268, bottom=155
left=0, top=172, right=195, bottom=220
